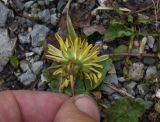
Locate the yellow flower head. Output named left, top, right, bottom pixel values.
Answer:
left=46, top=33, right=108, bottom=88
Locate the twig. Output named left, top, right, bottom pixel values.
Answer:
left=106, top=83, right=135, bottom=99
left=108, top=52, right=158, bottom=57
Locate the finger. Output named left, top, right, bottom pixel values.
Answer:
left=0, top=90, right=68, bottom=122
left=54, top=95, right=100, bottom=122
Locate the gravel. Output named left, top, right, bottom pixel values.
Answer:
left=145, top=66, right=157, bottom=80
left=30, top=24, right=50, bottom=47
left=0, top=29, right=17, bottom=72
left=128, top=62, right=144, bottom=81
left=18, top=69, right=36, bottom=86
left=0, top=1, right=10, bottom=27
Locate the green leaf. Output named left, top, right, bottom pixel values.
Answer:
left=43, top=69, right=59, bottom=91
left=128, top=15, right=134, bottom=23
left=112, top=45, right=128, bottom=61
left=9, top=56, right=19, bottom=69
left=105, top=97, right=148, bottom=122
left=104, top=22, right=134, bottom=42
left=67, top=14, right=77, bottom=40
left=137, top=14, right=151, bottom=24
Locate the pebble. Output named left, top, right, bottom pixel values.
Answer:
left=0, top=1, right=10, bottom=27
left=20, top=60, right=30, bottom=72
left=18, top=33, right=31, bottom=44
left=124, top=81, right=137, bottom=96
left=128, top=62, right=144, bottom=81
left=51, top=13, right=58, bottom=26
left=38, top=9, right=51, bottom=23
left=104, top=74, right=118, bottom=85
left=0, top=29, right=17, bottom=72
left=32, top=47, right=43, bottom=55
left=30, top=24, right=50, bottom=47
left=147, top=36, right=155, bottom=48
left=137, top=84, right=149, bottom=96
left=155, top=89, right=160, bottom=99
left=145, top=66, right=157, bottom=80
left=24, top=1, right=34, bottom=10
left=31, top=61, right=43, bottom=75
left=143, top=57, right=156, bottom=65
left=117, top=77, right=126, bottom=83
left=102, top=85, right=115, bottom=95
left=18, top=69, right=36, bottom=86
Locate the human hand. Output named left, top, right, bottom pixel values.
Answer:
left=0, top=90, right=100, bottom=122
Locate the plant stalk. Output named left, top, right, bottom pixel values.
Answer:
left=70, top=63, right=75, bottom=96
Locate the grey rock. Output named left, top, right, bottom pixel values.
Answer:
left=57, top=0, right=67, bottom=12
left=153, top=42, right=158, bottom=52
left=25, top=52, right=34, bottom=57
left=128, top=63, right=144, bottom=81
left=155, top=89, right=160, bottom=99
left=20, top=60, right=30, bottom=72
left=31, top=61, right=43, bottom=75
left=78, top=0, right=85, bottom=3
left=51, top=14, right=58, bottom=26
left=147, top=36, right=155, bottom=48
left=32, top=47, right=43, bottom=55
left=124, top=81, right=137, bottom=96
left=112, top=93, right=122, bottom=100
left=18, top=33, right=30, bottom=44
left=0, top=29, right=17, bottom=72
left=104, top=74, right=118, bottom=85
left=15, top=0, right=24, bottom=10
left=18, top=69, right=36, bottom=86
left=102, top=85, right=115, bottom=95
left=143, top=57, right=155, bottom=65
left=146, top=101, right=154, bottom=109
left=30, top=24, right=49, bottom=47
left=38, top=9, right=51, bottom=23
left=0, top=1, right=10, bottom=27
left=24, top=1, right=34, bottom=10
left=137, top=84, right=149, bottom=96
left=118, top=77, right=126, bottom=83
left=145, top=66, right=157, bottom=80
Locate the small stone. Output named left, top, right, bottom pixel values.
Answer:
left=0, top=1, right=10, bottom=27
left=30, top=24, right=49, bottom=47
left=118, top=77, right=126, bottom=83
left=25, top=52, right=34, bottom=57
left=143, top=57, right=156, bottom=65
left=38, top=9, right=51, bottom=23
left=155, top=89, right=160, bottom=98
left=18, top=33, right=30, bottom=44
left=128, top=63, right=144, bottom=81
left=146, top=101, right=154, bottom=109
left=20, top=60, right=30, bottom=72
left=15, top=0, right=24, bottom=10
left=18, top=70, right=36, bottom=86
left=51, top=14, right=58, bottom=26
left=32, top=47, right=43, bottom=55
left=78, top=0, right=85, bottom=3
left=102, top=85, right=115, bottom=95
left=0, top=29, right=17, bottom=72
left=145, top=66, right=157, bottom=80
left=24, top=1, right=34, bottom=10
left=124, top=81, right=137, bottom=96
left=147, top=36, right=155, bottom=48
left=31, top=61, right=43, bottom=75
left=137, top=84, right=149, bottom=96
left=112, top=93, right=122, bottom=100
left=104, top=74, right=118, bottom=85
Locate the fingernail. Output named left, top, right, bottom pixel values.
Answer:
left=75, top=95, right=100, bottom=122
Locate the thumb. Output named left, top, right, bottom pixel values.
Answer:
left=54, top=95, right=100, bottom=122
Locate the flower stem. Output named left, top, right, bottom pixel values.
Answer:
left=70, top=63, right=75, bottom=96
